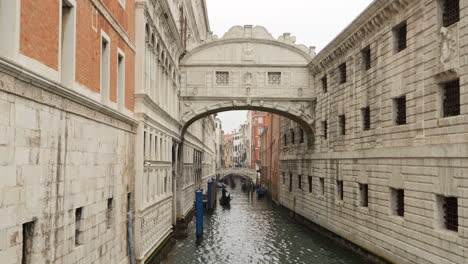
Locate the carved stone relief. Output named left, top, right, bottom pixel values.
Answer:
left=440, top=27, right=457, bottom=64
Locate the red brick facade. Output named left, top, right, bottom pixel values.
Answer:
left=250, top=111, right=269, bottom=169
left=259, top=114, right=281, bottom=201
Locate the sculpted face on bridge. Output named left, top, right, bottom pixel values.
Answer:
left=180, top=25, right=317, bottom=138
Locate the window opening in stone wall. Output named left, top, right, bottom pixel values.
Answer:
left=442, top=79, right=460, bottom=117
left=117, top=52, right=125, bottom=110
left=322, top=121, right=328, bottom=139
left=339, top=115, right=346, bottom=135
left=268, top=72, right=281, bottom=85
left=442, top=0, right=459, bottom=27
left=106, top=198, right=113, bottom=229
left=337, top=180, right=343, bottom=200
left=282, top=173, right=285, bottom=184
left=438, top=196, right=458, bottom=231
left=22, top=220, right=35, bottom=264
left=60, top=0, right=75, bottom=86
left=289, top=174, right=293, bottom=192
left=394, top=22, right=407, bottom=52
left=143, top=131, right=146, bottom=160
left=127, top=192, right=132, bottom=212
left=149, top=134, right=152, bottom=160
left=320, top=178, right=325, bottom=195
left=391, top=188, right=404, bottom=217
left=283, top=134, right=287, bottom=146
left=298, top=175, right=302, bottom=190
left=258, top=117, right=264, bottom=124
left=362, top=46, right=371, bottom=70
left=394, top=96, right=407, bottom=125
left=308, top=176, right=312, bottom=193
left=339, top=63, right=347, bottom=84
left=291, top=129, right=295, bottom=144
left=321, top=75, right=328, bottom=93
left=359, top=184, right=369, bottom=207
left=75, top=207, right=83, bottom=246
left=362, top=107, right=371, bottom=131
left=101, top=35, right=110, bottom=103
left=299, top=128, right=304, bottom=143
left=215, top=71, right=229, bottom=85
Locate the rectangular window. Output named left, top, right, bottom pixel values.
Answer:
left=268, top=72, right=281, bottom=85
left=437, top=195, right=458, bottom=231
left=60, top=0, right=75, bottom=86
left=127, top=193, right=132, bottom=212
left=359, top=184, right=369, bottom=207
left=215, top=71, right=229, bottom=85
left=391, top=188, right=404, bottom=217
left=442, top=0, right=459, bottom=27
left=337, top=180, right=344, bottom=201
left=362, top=107, right=371, bottom=131
left=321, top=75, right=328, bottom=93
left=299, top=128, right=304, bottom=143
left=291, top=130, right=295, bottom=144
left=322, top=120, right=328, bottom=139
left=117, top=52, right=125, bottom=110
left=283, top=134, right=287, bottom=146
left=339, top=63, right=347, bottom=84
left=308, top=176, right=312, bottom=193
left=75, top=207, right=83, bottom=246
left=362, top=46, right=371, bottom=70
left=339, top=115, right=346, bottom=135
left=258, top=117, right=264, bottom=124
left=101, top=34, right=110, bottom=103
left=289, top=174, right=293, bottom=192
left=298, top=175, right=302, bottom=190
left=258, top=127, right=264, bottom=134
left=394, top=96, right=407, bottom=125
left=106, top=198, right=113, bottom=229
left=282, top=173, right=285, bottom=184
left=394, top=22, right=407, bottom=52
left=22, top=221, right=35, bottom=264
left=442, top=79, right=460, bottom=117
left=320, top=178, right=325, bottom=195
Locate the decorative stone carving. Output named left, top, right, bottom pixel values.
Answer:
left=297, top=88, right=304, bottom=97
left=192, top=87, right=198, bottom=95
left=242, top=44, right=254, bottom=61
left=440, top=27, right=457, bottom=64
left=245, top=87, right=251, bottom=96
left=243, top=72, right=253, bottom=86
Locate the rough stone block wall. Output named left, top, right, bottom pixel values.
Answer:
left=0, top=72, right=135, bottom=264
left=279, top=1, right=468, bottom=263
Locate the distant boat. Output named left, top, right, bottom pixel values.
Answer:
left=257, top=187, right=266, bottom=198
left=219, top=193, right=231, bottom=206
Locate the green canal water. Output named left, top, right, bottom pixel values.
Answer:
left=162, top=185, right=365, bottom=264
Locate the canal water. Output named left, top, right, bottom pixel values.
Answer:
left=163, top=185, right=364, bottom=264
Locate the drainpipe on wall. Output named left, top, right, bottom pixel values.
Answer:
left=127, top=212, right=135, bottom=264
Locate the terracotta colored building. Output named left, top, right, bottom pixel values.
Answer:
left=250, top=111, right=270, bottom=171
left=259, top=114, right=281, bottom=201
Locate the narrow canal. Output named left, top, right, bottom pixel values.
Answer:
left=163, top=182, right=365, bottom=264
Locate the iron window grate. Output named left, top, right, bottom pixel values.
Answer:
left=339, top=115, right=346, bottom=135
left=443, top=79, right=460, bottom=117
left=444, top=197, right=458, bottom=231
left=396, top=189, right=404, bottom=217
left=215, top=71, right=229, bottom=85
left=291, top=129, right=295, bottom=144
left=308, top=176, right=312, bottom=193
left=395, top=96, right=406, bottom=125
left=443, top=0, right=459, bottom=27
left=360, top=184, right=368, bottom=207
left=337, top=180, right=344, bottom=200
left=322, top=121, right=328, bottom=139
left=320, top=178, right=325, bottom=195
left=395, top=22, right=407, bottom=52
left=268, top=72, right=282, bottom=85
left=289, top=174, right=293, bottom=192
left=362, top=47, right=371, bottom=70
left=299, top=128, right=304, bottom=143
left=362, top=107, right=371, bottom=131
left=339, top=63, right=347, bottom=84
left=322, top=75, right=328, bottom=93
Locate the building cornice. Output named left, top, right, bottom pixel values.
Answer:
left=309, top=0, right=411, bottom=76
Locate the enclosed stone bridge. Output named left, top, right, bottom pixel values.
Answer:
left=216, top=167, right=257, bottom=182
left=179, top=25, right=317, bottom=143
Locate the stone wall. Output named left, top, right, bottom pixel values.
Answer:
left=279, top=0, right=468, bottom=263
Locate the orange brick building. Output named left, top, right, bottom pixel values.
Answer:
left=259, top=114, right=281, bottom=201
left=250, top=111, right=270, bottom=170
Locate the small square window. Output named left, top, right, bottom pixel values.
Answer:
left=338, top=115, right=346, bottom=135
left=390, top=188, right=404, bottom=217
left=216, top=71, right=229, bottom=85
left=436, top=195, right=458, bottom=232
left=308, top=176, right=312, bottom=193
left=442, top=79, right=460, bottom=117
left=322, top=121, right=328, bottom=139
left=359, top=183, right=369, bottom=207
left=320, top=178, right=325, bottom=195
left=394, top=96, right=407, bottom=125
left=298, top=175, right=302, bottom=190
left=268, top=72, right=281, bottom=85
left=339, top=63, right=347, bottom=84
left=362, top=46, right=371, bottom=70
left=394, top=22, right=407, bottom=52
left=321, top=75, right=328, bottom=93
left=442, top=0, right=459, bottom=27
left=362, top=107, right=371, bottom=131
left=337, top=180, right=344, bottom=201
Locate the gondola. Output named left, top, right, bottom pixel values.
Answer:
left=219, top=193, right=231, bottom=206
left=257, top=187, right=266, bottom=198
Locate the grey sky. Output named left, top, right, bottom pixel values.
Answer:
left=206, top=0, right=374, bottom=134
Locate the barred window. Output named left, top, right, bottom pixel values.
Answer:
left=215, top=71, right=229, bottom=85
left=394, top=22, right=407, bottom=52
left=359, top=183, right=368, bottom=207
left=442, top=79, right=460, bottom=117
left=268, top=72, right=281, bottom=85
left=442, top=0, right=459, bottom=27
left=438, top=196, right=458, bottom=232
left=321, top=75, right=328, bottom=93
left=291, top=129, right=295, bottom=144
left=391, top=188, right=404, bottom=217
left=320, top=178, right=325, bottom=195
left=362, top=46, right=371, bottom=70
left=298, top=175, right=302, bottom=190
left=394, top=96, right=406, bottom=125
left=362, top=107, right=371, bottom=131
left=289, top=174, right=293, bottom=192
left=283, top=134, right=287, bottom=146
left=308, top=176, right=312, bottom=193
left=337, top=180, right=344, bottom=201
left=339, top=115, right=346, bottom=135
left=339, top=63, right=347, bottom=84
left=322, top=120, right=328, bottom=139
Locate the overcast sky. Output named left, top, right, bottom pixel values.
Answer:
left=206, top=0, right=374, bottom=134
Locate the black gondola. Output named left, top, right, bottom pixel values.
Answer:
left=219, top=193, right=231, bottom=206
